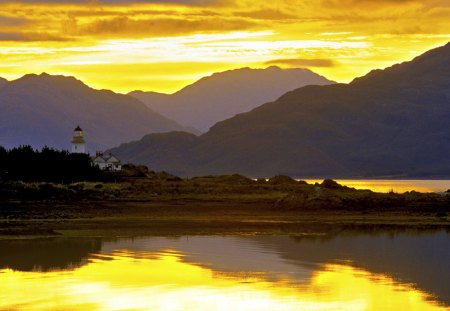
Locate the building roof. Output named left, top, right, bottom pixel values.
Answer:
left=92, top=153, right=121, bottom=164
left=74, top=125, right=82, bottom=131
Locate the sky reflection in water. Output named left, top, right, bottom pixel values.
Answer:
left=303, top=179, right=450, bottom=193
left=0, top=234, right=448, bottom=310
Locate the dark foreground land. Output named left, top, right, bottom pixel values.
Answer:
left=1, top=170, right=449, bottom=238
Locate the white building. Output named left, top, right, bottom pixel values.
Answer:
left=71, top=125, right=86, bottom=154
left=70, top=125, right=122, bottom=170
left=92, top=152, right=122, bottom=171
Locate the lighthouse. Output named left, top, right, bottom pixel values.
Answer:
left=71, top=125, right=86, bottom=154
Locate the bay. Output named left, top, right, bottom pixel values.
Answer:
left=1, top=231, right=449, bottom=310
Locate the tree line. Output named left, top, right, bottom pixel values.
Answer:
left=0, top=145, right=102, bottom=182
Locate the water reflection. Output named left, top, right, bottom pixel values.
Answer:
left=0, top=238, right=101, bottom=271
left=303, top=179, right=450, bottom=193
left=0, top=233, right=448, bottom=310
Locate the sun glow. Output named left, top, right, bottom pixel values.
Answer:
left=0, top=250, right=445, bottom=311
left=0, top=1, right=449, bottom=93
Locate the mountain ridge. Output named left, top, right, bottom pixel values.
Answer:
left=110, top=42, right=450, bottom=178
left=0, top=73, right=190, bottom=151
left=129, top=66, right=335, bottom=132
left=0, top=77, right=7, bottom=89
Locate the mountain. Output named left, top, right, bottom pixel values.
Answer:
left=110, top=42, right=450, bottom=178
left=0, top=73, right=189, bottom=152
left=0, top=77, right=7, bottom=89
left=129, top=66, right=334, bottom=132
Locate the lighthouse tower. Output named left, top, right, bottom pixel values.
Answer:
left=71, top=125, right=86, bottom=154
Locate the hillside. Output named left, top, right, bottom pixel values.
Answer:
left=110, top=42, right=450, bottom=178
left=129, top=66, right=334, bottom=132
left=0, top=73, right=189, bottom=151
left=0, top=77, right=7, bottom=89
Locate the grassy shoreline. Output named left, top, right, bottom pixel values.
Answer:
left=1, top=174, right=449, bottom=238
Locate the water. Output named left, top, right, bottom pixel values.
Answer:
left=303, top=179, right=450, bottom=193
left=1, top=232, right=449, bottom=310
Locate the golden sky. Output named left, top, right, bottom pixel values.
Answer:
left=0, top=0, right=449, bottom=93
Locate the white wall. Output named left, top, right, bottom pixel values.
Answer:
left=72, top=143, right=86, bottom=154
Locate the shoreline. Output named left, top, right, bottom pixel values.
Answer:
left=1, top=175, right=449, bottom=238
left=2, top=201, right=449, bottom=238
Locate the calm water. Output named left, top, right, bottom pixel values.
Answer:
left=304, top=179, right=450, bottom=193
left=1, top=232, right=449, bottom=310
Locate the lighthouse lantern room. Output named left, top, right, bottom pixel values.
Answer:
left=71, top=125, right=86, bottom=154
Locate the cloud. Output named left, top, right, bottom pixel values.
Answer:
left=24, top=32, right=72, bottom=41
left=0, top=16, right=28, bottom=26
left=0, top=32, right=25, bottom=41
left=235, top=8, right=297, bottom=20
left=265, top=58, right=336, bottom=67
left=319, top=0, right=449, bottom=12
left=77, top=16, right=259, bottom=37
left=0, top=0, right=449, bottom=92
left=1, top=0, right=225, bottom=4
left=0, top=0, right=86, bottom=2
left=0, top=1, right=260, bottom=40
left=321, top=0, right=415, bottom=5
left=0, top=31, right=70, bottom=41
left=100, top=0, right=223, bottom=4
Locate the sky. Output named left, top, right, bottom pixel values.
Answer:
left=0, top=0, right=449, bottom=93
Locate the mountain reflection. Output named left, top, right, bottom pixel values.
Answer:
left=0, top=232, right=448, bottom=310
left=0, top=238, right=102, bottom=271
left=250, top=232, right=450, bottom=304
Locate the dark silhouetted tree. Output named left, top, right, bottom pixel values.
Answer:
left=0, top=145, right=101, bottom=182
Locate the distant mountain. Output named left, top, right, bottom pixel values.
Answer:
left=129, top=66, right=334, bottom=132
left=0, top=77, right=7, bottom=89
left=0, top=73, right=189, bottom=151
left=110, top=42, right=450, bottom=178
